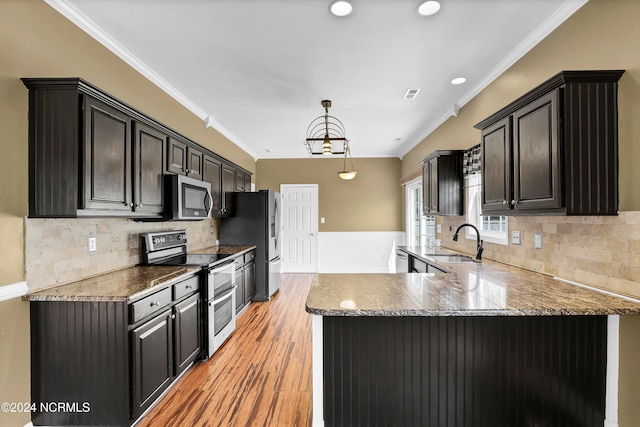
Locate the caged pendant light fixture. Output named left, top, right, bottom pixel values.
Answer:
left=304, top=99, right=357, bottom=179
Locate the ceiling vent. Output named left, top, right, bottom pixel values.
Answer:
left=403, top=88, right=421, bottom=100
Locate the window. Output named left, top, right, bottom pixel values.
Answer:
left=465, top=174, right=508, bottom=245
left=406, top=178, right=436, bottom=247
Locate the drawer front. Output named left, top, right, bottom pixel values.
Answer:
left=244, top=250, right=256, bottom=264
left=174, top=275, right=200, bottom=301
left=130, top=287, right=172, bottom=324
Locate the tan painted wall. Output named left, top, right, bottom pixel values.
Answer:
left=402, top=0, right=640, bottom=212
left=256, top=158, right=402, bottom=232
left=0, top=1, right=253, bottom=424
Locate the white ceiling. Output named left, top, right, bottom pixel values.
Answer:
left=47, top=0, right=587, bottom=159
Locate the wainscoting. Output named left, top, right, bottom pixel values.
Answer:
left=317, top=232, right=405, bottom=273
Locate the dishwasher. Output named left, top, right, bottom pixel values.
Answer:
left=396, top=250, right=409, bottom=273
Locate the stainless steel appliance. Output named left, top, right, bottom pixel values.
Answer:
left=219, top=190, right=281, bottom=301
left=140, top=229, right=236, bottom=358
left=164, top=174, right=212, bottom=220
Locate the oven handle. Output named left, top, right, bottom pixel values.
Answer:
left=209, top=260, right=236, bottom=275
left=210, top=286, right=236, bottom=305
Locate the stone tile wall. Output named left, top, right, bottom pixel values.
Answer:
left=439, top=212, right=640, bottom=299
left=25, top=218, right=217, bottom=292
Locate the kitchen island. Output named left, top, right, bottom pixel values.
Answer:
left=306, top=251, right=640, bottom=427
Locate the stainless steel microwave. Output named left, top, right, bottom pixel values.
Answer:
left=165, top=174, right=212, bottom=220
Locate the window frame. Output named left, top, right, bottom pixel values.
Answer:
left=464, top=174, right=509, bottom=246
left=405, top=178, right=436, bottom=248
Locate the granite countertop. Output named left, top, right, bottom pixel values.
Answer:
left=26, top=266, right=200, bottom=302
left=306, top=246, right=640, bottom=317
left=26, top=245, right=255, bottom=303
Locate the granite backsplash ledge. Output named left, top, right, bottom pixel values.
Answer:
left=25, top=217, right=217, bottom=292
left=438, top=211, right=640, bottom=300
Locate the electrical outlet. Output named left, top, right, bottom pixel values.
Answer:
left=209, top=225, right=215, bottom=235
left=88, top=236, right=97, bottom=252
left=535, top=233, right=543, bottom=249
left=321, top=217, right=325, bottom=224
left=511, top=231, right=521, bottom=245
left=437, top=224, right=442, bottom=233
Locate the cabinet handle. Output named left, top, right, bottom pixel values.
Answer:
left=150, top=301, right=160, bottom=307
left=137, top=203, right=142, bottom=207
left=185, top=169, right=190, bottom=174
left=171, top=314, right=176, bottom=319
left=511, top=200, right=518, bottom=206
left=186, top=285, right=193, bottom=289
left=130, top=203, right=134, bottom=207
left=502, top=200, right=507, bottom=206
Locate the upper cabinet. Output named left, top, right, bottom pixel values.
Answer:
left=22, top=77, right=251, bottom=219
left=420, top=150, right=464, bottom=216
left=167, top=137, right=203, bottom=181
left=475, top=70, right=624, bottom=216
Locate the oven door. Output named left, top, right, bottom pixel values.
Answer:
left=208, top=287, right=236, bottom=357
left=208, top=260, right=236, bottom=299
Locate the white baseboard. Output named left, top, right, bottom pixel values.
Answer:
left=317, top=231, right=405, bottom=273
left=0, top=281, right=28, bottom=302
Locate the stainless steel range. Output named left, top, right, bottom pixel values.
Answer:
left=140, top=229, right=237, bottom=359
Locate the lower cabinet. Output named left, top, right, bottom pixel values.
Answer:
left=234, top=250, right=256, bottom=314
left=131, top=309, right=174, bottom=419
left=30, top=273, right=201, bottom=426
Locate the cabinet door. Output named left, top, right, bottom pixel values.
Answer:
left=512, top=90, right=561, bottom=211
left=186, top=147, right=203, bottom=180
left=221, top=164, right=236, bottom=215
left=235, top=169, right=245, bottom=191
left=481, top=116, right=512, bottom=213
left=203, top=154, right=222, bottom=216
left=244, top=173, right=252, bottom=192
left=82, top=96, right=132, bottom=212
left=421, top=163, right=429, bottom=215
left=131, top=309, right=174, bottom=419
left=428, top=158, right=438, bottom=213
left=167, top=137, right=187, bottom=175
left=133, top=122, right=166, bottom=215
left=235, top=266, right=244, bottom=313
left=174, top=293, right=201, bottom=375
left=244, top=261, right=256, bottom=305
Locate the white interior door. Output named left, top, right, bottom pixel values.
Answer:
left=280, top=184, right=318, bottom=273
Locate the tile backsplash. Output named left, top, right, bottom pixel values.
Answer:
left=439, top=212, right=640, bottom=300
left=25, top=217, right=217, bottom=292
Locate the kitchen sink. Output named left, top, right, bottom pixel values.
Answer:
left=425, top=254, right=475, bottom=263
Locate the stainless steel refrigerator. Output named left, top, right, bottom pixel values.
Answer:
left=219, top=190, right=281, bottom=301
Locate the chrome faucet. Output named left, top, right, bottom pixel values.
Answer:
left=452, top=223, right=484, bottom=260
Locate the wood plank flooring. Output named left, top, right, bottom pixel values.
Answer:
left=137, top=273, right=314, bottom=427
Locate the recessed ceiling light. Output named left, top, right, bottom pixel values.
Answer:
left=330, top=1, right=353, bottom=17
left=451, top=77, right=466, bottom=85
left=417, top=1, right=441, bottom=16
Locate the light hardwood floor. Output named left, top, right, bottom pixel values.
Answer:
left=137, top=273, right=314, bottom=427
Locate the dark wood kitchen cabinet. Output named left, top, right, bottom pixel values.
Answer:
left=234, top=250, right=256, bottom=314
left=420, top=150, right=464, bottom=216
left=82, top=96, right=134, bottom=213
left=22, top=77, right=252, bottom=219
left=131, top=308, right=174, bottom=418
left=221, top=163, right=236, bottom=216
left=133, top=122, right=166, bottom=215
left=30, top=272, right=202, bottom=426
left=167, top=136, right=204, bottom=180
left=475, top=70, right=624, bottom=216
left=203, top=154, right=223, bottom=216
